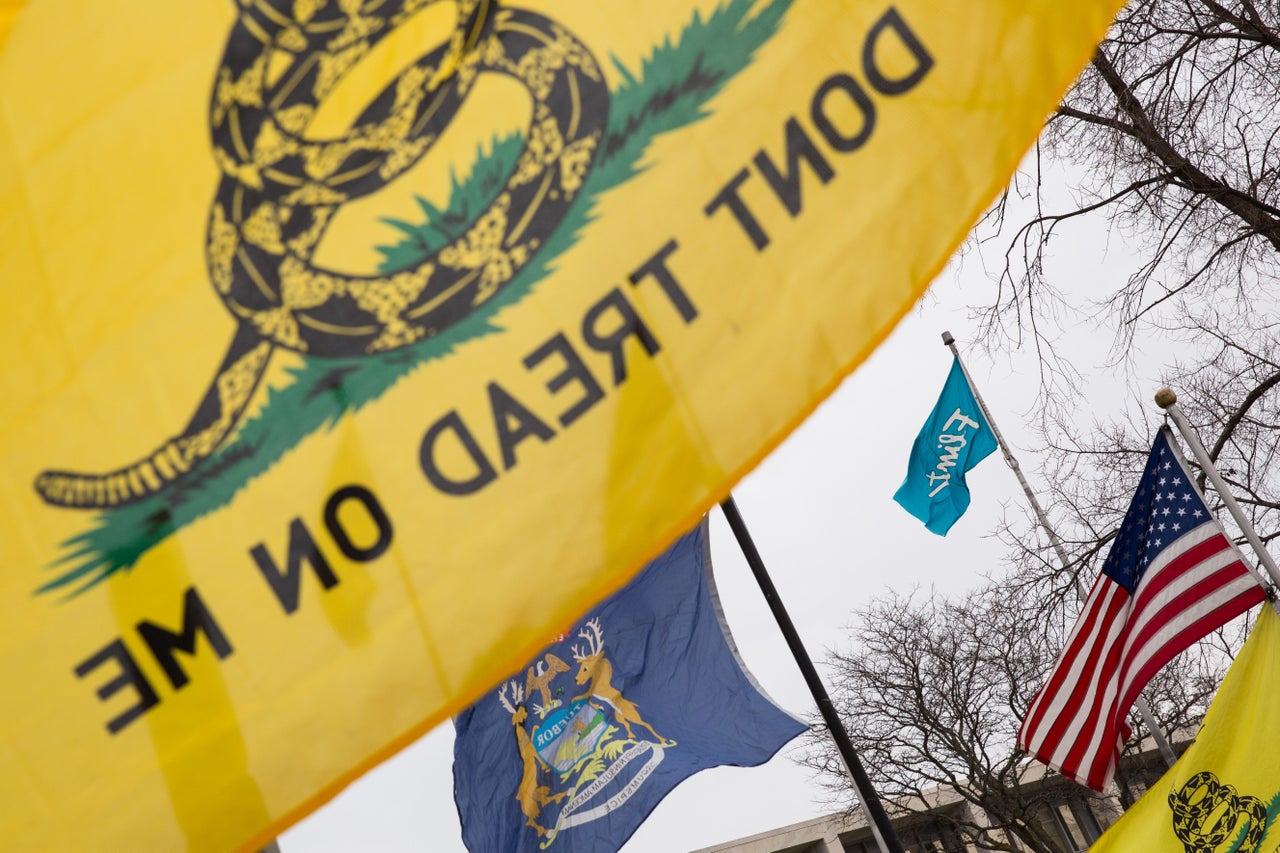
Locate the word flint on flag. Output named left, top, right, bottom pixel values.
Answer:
left=452, top=520, right=806, bottom=853
left=1018, top=429, right=1264, bottom=791
left=894, top=358, right=997, bottom=535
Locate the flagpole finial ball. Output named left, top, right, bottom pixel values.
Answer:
left=941, top=331, right=955, bottom=346
left=1155, top=388, right=1178, bottom=409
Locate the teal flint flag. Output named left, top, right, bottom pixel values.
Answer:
left=894, top=358, right=997, bottom=535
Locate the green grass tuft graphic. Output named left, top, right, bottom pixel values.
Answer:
left=41, top=0, right=793, bottom=598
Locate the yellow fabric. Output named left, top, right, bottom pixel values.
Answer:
left=1, top=1, right=1122, bottom=850
left=1091, top=604, right=1280, bottom=852
left=0, top=1, right=22, bottom=50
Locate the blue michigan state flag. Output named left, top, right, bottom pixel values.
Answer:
left=894, top=358, right=997, bottom=535
left=453, top=519, right=806, bottom=852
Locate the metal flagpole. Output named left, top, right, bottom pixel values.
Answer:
left=941, top=332, right=1179, bottom=769
left=719, top=495, right=905, bottom=853
left=1155, top=388, right=1280, bottom=590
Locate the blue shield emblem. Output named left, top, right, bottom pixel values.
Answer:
left=533, top=700, right=608, bottom=774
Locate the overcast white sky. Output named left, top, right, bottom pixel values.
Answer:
left=275, top=168, right=1162, bottom=853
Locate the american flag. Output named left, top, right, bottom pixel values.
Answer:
left=1018, top=429, right=1264, bottom=791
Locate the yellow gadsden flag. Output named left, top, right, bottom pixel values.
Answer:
left=1092, top=605, right=1280, bottom=853
left=1, top=1, right=1122, bottom=849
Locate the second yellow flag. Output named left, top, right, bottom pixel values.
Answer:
left=1092, top=605, right=1280, bottom=851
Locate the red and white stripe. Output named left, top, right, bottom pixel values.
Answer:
left=1018, top=521, right=1263, bottom=791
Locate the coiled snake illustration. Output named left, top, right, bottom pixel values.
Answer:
left=1169, top=771, right=1269, bottom=853
left=35, top=0, right=608, bottom=509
